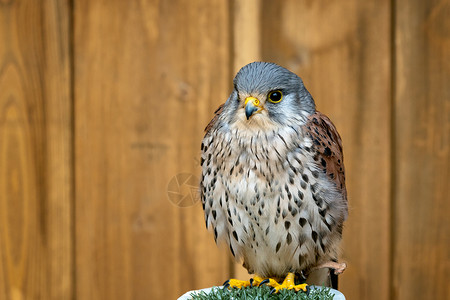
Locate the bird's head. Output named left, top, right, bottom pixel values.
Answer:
left=222, top=62, right=315, bottom=129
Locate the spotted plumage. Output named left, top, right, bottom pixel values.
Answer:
left=200, top=62, right=347, bottom=283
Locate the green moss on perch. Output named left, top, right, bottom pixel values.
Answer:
left=179, top=285, right=344, bottom=300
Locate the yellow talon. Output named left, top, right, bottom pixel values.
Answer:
left=223, top=275, right=277, bottom=289
left=223, top=278, right=251, bottom=289
left=224, top=272, right=307, bottom=293
left=269, top=272, right=308, bottom=293
left=249, top=275, right=264, bottom=286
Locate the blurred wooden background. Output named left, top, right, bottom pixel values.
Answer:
left=0, top=0, right=448, bottom=299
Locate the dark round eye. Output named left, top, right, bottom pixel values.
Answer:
left=268, top=90, right=283, bottom=103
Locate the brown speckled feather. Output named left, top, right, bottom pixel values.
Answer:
left=305, top=111, right=347, bottom=206
left=204, top=104, right=224, bottom=134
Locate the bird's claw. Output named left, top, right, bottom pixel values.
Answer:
left=223, top=275, right=276, bottom=290
left=222, top=278, right=251, bottom=289
left=223, top=272, right=308, bottom=293
left=266, top=272, right=308, bottom=293
left=305, top=285, right=311, bottom=295
left=222, top=280, right=230, bottom=289
left=270, top=283, right=308, bottom=293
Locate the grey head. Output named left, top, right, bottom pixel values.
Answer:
left=221, top=62, right=315, bottom=127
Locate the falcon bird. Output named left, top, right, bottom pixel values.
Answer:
left=200, top=62, right=347, bottom=292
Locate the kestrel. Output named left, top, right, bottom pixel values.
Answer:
left=200, top=62, right=347, bottom=292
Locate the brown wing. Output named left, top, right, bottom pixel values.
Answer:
left=305, top=111, right=347, bottom=202
left=204, top=103, right=224, bottom=136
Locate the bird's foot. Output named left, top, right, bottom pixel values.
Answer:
left=223, top=275, right=277, bottom=289
left=265, top=272, right=308, bottom=293
left=223, top=278, right=251, bottom=289
left=223, top=273, right=308, bottom=293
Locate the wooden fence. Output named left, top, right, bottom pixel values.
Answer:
left=0, top=0, right=448, bottom=299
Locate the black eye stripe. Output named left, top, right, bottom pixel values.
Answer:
left=234, top=89, right=240, bottom=101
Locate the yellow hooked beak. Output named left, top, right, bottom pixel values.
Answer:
left=244, top=96, right=263, bottom=120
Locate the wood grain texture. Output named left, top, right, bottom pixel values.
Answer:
left=232, top=0, right=261, bottom=74
left=0, top=1, right=447, bottom=299
left=258, top=1, right=392, bottom=299
left=0, top=0, right=73, bottom=299
left=74, top=1, right=231, bottom=299
left=231, top=0, right=262, bottom=281
left=393, top=0, right=450, bottom=299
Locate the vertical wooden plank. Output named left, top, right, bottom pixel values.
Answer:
left=260, top=1, right=392, bottom=299
left=42, top=2, right=74, bottom=298
left=43, top=2, right=74, bottom=298
left=0, top=0, right=73, bottom=299
left=232, top=0, right=261, bottom=73
left=74, top=1, right=231, bottom=299
left=393, top=0, right=450, bottom=299
left=231, top=0, right=262, bottom=281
